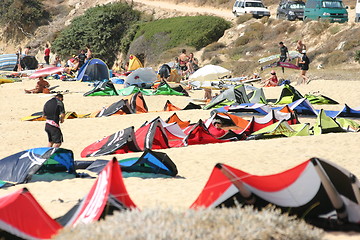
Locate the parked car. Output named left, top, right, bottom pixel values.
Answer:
left=304, top=0, right=348, bottom=23
left=356, top=0, right=360, bottom=22
left=232, top=0, right=270, bottom=18
left=277, top=0, right=305, bottom=20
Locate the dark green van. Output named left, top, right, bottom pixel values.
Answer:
left=304, top=0, right=348, bottom=23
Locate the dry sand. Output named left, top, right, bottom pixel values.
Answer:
left=0, top=75, right=360, bottom=239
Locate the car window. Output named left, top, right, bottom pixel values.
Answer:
left=245, top=2, right=265, bottom=7
left=289, top=3, right=305, bottom=9
left=322, top=1, right=344, bottom=8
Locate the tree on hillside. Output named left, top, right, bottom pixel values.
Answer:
left=128, top=16, right=231, bottom=65
left=0, top=0, right=50, bottom=40
left=52, top=2, right=141, bottom=66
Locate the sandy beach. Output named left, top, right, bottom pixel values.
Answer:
left=0, top=75, right=360, bottom=239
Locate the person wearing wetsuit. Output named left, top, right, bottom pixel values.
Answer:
left=279, top=41, right=289, bottom=73
left=43, top=94, right=65, bottom=147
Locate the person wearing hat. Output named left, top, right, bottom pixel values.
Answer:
left=260, top=70, right=278, bottom=87
left=298, top=50, right=310, bottom=84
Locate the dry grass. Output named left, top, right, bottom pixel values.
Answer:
left=54, top=206, right=324, bottom=240
left=318, top=50, right=348, bottom=66
left=202, top=42, right=226, bottom=61
left=236, top=14, right=253, bottom=24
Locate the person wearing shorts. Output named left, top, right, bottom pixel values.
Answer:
left=43, top=94, right=65, bottom=147
left=178, top=49, right=189, bottom=76
left=298, top=50, right=310, bottom=84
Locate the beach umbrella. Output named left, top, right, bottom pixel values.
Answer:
left=125, top=67, right=157, bottom=87
left=189, top=64, right=231, bottom=81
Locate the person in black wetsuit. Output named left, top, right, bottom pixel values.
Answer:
left=78, top=49, right=87, bottom=68
left=298, top=50, right=310, bottom=84
left=158, top=63, right=172, bottom=82
left=278, top=41, right=289, bottom=73
left=43, top=94, right=65, bottom=147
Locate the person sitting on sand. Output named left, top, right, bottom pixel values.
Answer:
left=208, top=119, right=226, bottom=138
left=52, top=56, right=62, bottom=67
left=37, top=63, right=44, bottom=70
left=158, top=63, right=172, bottom=82
left=25, top=76, right=50, bottom=94
left=204, top=88, right=212, bottom=102
left=260, top=70, right=278, bottom=87
left=64, top=57, right=80, bottom=74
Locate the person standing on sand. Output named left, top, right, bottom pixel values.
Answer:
left=24, top=46, right=31, bottom=56
left=296, top=40, right=306, bottom=53
left=298, top=50, right=310, bottom=84
left=178, top=49, right=189, bottom=77
left=15, top=46, right=22, bottom=72
left=44, top=44, right=51, bottom=65
left=278, top=41, right=289, bottom=73
left=43, top=94, right=65, bottom=148
left=86, top=45, right=93, bottom=61
left=78, top=49, right=86, bottom=68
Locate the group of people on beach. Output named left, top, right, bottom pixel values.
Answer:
left=24, top=44, right=93, bottom=94
left=156, top=49, right=200, bottom=83
left=177, top=49, right=199, bottom=78
left=260, top=40, right=310, bottom=87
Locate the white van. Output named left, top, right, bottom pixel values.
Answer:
left=232, top=0, right=271, bottom=18
left=356, top=0, right=360, bottom=22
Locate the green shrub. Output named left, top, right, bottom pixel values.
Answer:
left=119, top=23, right=141, bottom=55
left=236, top=14, right=253, bottom=24
left=287, top=24, right=297, bottom=34
left=204, top=42, right=226, bottom=52
left=52, top=2, right=141, bottom=66
left=329, top=25, right=341, bottom=35
left=134, top=16, right=231, bottom=50
left=210, top=56, right=223, bottom=65
left=354, top=50, right=360, bottom=63
left=235, top=35, right=251, bottom=46
left=0, top=0, right=50, bottom=40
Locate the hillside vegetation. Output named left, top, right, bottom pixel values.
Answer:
left=52, top=2, right=141, bottom=66
left=1, top=0, right=360, bottom=79
left=128, top=16, right=231, bottom=66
